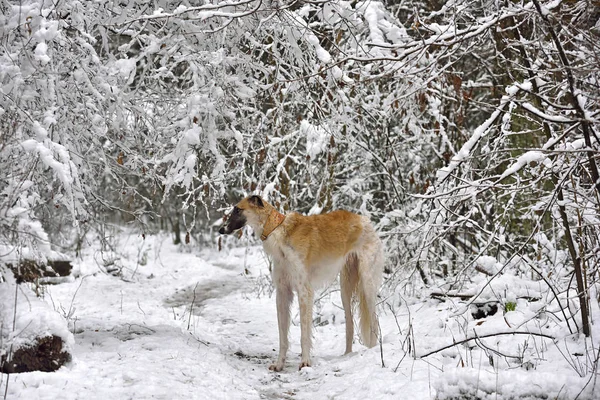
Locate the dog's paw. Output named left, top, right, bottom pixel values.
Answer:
left=298, top=360, right=311, bottom=370
left=269, top=363, right=284, bottom=372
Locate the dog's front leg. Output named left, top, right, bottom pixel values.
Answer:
left=298, top=285, right=314, bottom=370
left=269, top=285, right=293, bottom=372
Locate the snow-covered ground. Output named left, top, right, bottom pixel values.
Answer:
left=2, top=230, right=599, bottom=399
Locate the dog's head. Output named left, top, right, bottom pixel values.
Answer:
left=218, top=195, right=268, bottom=235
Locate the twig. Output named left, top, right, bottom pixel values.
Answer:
left=420, top=331, right=554, bottom=358
left=188, top=332, right=209, bottom=347
left=387, top=302, right=403, bottom=335
left=187, top=282, right=199, bottom=330
left=574, top=341, right=600, bottom=399
left=67, top=275, right=89, bottom=320
left=378, top=320, right=385, bottom=368
left=2, top=363, right=7, bottom=400
left=3, top=278, right=19, bottom=399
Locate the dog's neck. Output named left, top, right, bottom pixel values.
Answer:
left=260, top=209, right=285, bottom=241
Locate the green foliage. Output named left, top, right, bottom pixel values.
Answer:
left=505, top=301, right=517, bottom=313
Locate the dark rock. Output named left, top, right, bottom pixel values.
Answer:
left=1, top=335, right=71, bottom=373
left=470, top=302, right=498, bottom=320
left=47, top=260, right=73, bottom=277
left=5, top=259, right=72, bottom=283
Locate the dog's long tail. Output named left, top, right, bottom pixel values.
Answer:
left=356, top=218, right=385, bottom=348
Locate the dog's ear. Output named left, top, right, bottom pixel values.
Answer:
left=248, top=195, right=264, bottom=208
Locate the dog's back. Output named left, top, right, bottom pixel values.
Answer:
left=282, top=210, right=364, bottom=264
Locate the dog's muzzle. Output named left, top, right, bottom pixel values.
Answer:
left=219, top=208, right=246, bottom=235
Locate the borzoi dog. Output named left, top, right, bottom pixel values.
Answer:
left=219, top=195, right=384, bottom=371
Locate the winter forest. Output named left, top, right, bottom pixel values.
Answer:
left=1, top=0, right=600, bottom=398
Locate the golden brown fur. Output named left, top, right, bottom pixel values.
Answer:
left=219, top=195, right=384, bottom=371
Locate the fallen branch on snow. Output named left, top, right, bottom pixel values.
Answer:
left=430, top=292, right=541, bottom=302
left=419, top=331, right=555, bottom=358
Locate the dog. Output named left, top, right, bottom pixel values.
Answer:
left=219, top=195, right=384, bottom=371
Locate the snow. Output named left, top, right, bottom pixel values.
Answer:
left=359, top=1, right=387, bottom=46
left=436, top=368, right=588, bottom=400
left=34, top=42, right=50, bottom=64
left=505, top=84, right=520, bottom=96
left=474, top=255, right=501, bottom=275
left=18, top=134, right=84, bottom=222
left=32, top=18, right=59, bottom=42
left=113, top=58, right=137, bottom=84
left=20, top=139, right=74, bottom=186
left=162, top=125, right=203, bottom=192
left=174, top=5, right=188, bottom=14
left=2, top=232, right=599, bottom=399
left=522, top=102, right=571, bottom=123
left=305, top=34, right=331, bottom=64
left=499, top=150, right=546, bottom=181
left=301, top=120, right=329, bottom=160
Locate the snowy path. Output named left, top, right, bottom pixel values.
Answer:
left=4, top=234, right=431, bottom=399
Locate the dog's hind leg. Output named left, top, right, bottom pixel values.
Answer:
left=269, top=285, right=293, bottom=372
left=298, top=284, right=314, bottom=369
left=341, top=254, right=359, bottom=354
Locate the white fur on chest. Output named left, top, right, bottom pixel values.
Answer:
left=262, top=230, right=307, bottom=291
